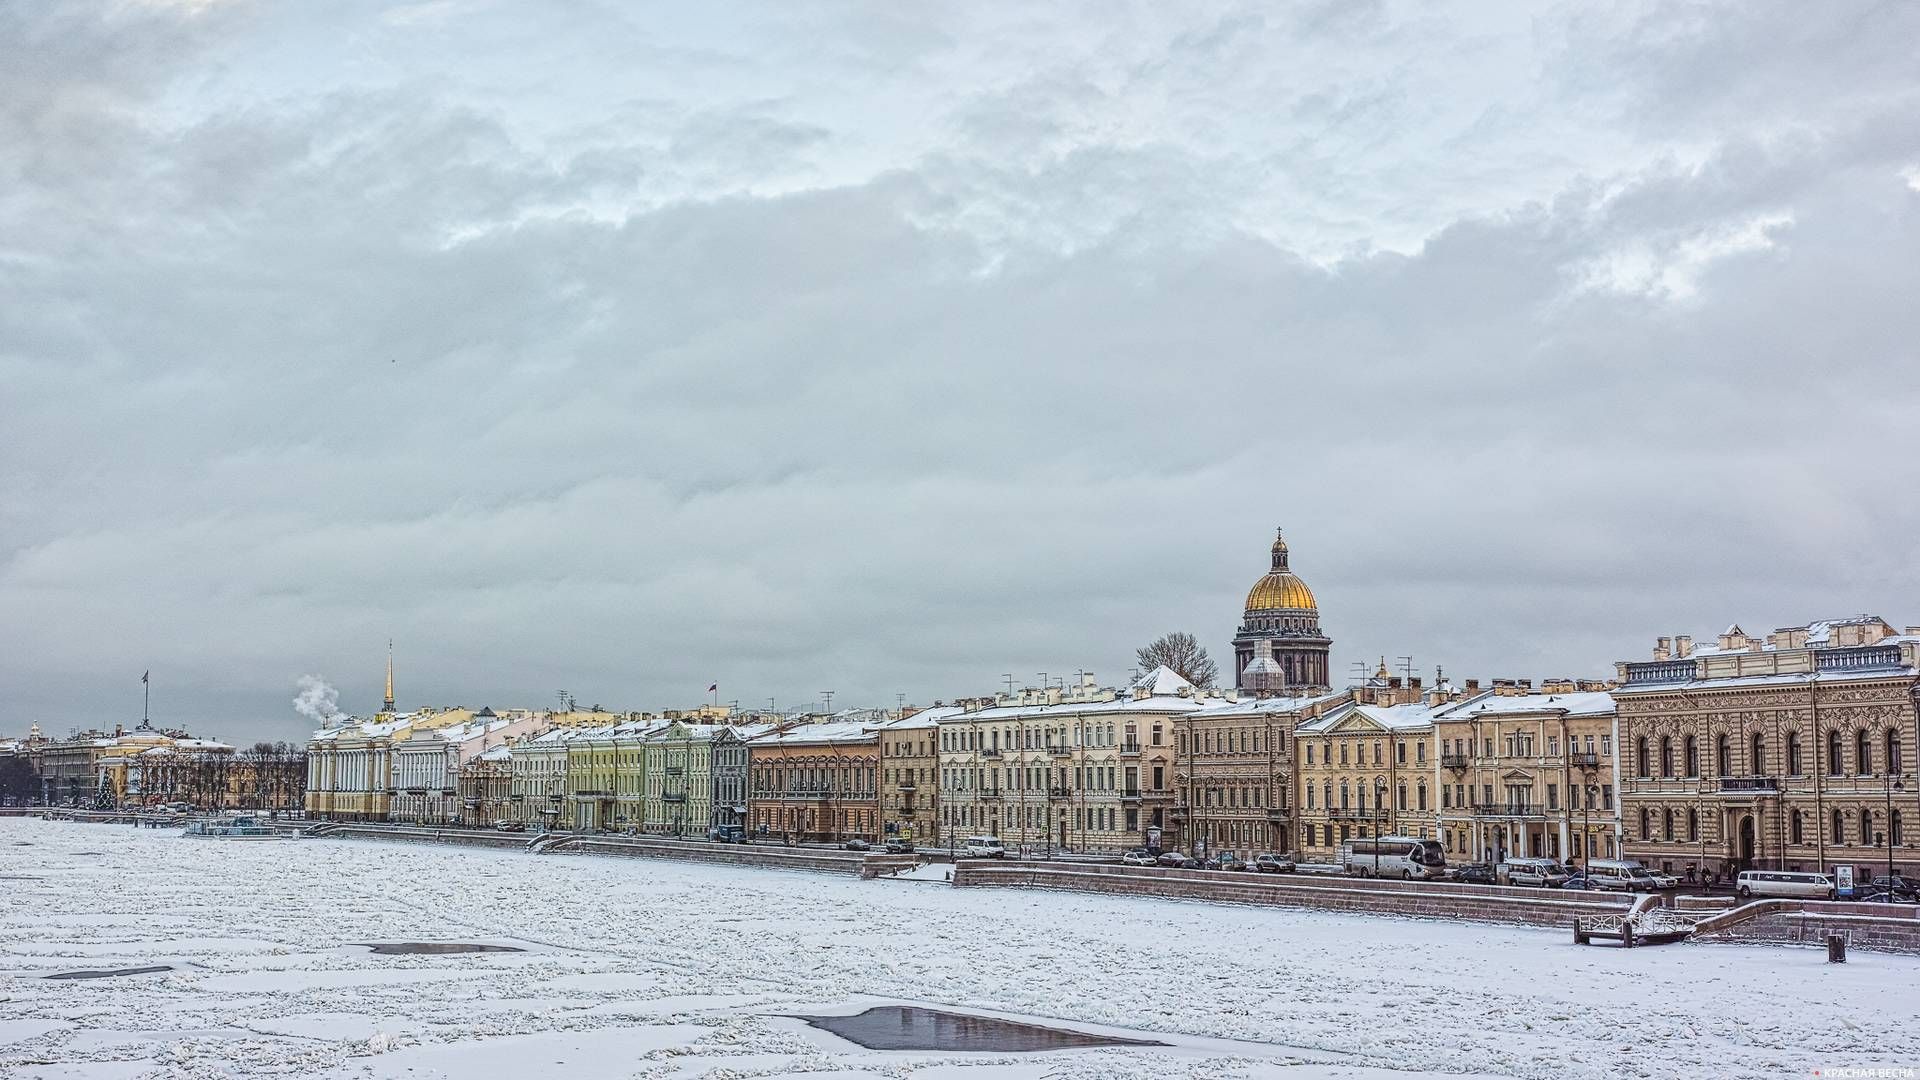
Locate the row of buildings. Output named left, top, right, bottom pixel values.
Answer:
left=0, top=720, right=305, bottom=811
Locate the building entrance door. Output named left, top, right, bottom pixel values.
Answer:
left=1738, top=814, right=1757, bottom=870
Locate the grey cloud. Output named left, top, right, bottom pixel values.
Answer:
left=2, top=2, right=1917, bottom=742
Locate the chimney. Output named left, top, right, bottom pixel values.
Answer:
left=1654, top=637, right=1672, bottom=661
left=1465, top=678, right=1480, bottom=691
left=1675, top=635, right=1693, bottom=658
left=1409, top=677, right=1423, bottom=690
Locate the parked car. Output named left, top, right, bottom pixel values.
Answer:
left=842, top=838, right=871, bottom=851
left=962, top=836, right=1007, bottom=858
left=1253, top=853, right=1295, bottom=874
left=882, top=839, right=915, bottom=855
left=707, top=824, right=747, bottom=843
left=1585, top=859, right=1660, bottom=892
left=1206, top=851, right=1246, bottom=872
left=1859, top=875, right=1918, bottom=903
left=1448, top=862, right=1496, bottom=885
left=1156, top=850, right=1191, bottom=867
left=1497, top=857, right=1570, bottom=888
left=492, top=819, right=526, bottom=832
left=1648, top=870, right=1680, bottom=889
left=1120, top=849, right=1157, bottom=867
left=1736, top=870, right=1836, bottom=901
left=1560, top=874, right=1592, bottom=890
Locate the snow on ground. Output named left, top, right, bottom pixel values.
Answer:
left=0, top=818, right=1913, bottom=1080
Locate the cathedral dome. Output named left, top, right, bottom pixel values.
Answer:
left=1244, top=529, right=1317, bottom=613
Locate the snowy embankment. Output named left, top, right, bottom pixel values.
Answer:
left=1, top=818, right=1914, bottom=1080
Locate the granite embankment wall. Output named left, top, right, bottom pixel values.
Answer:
left=1692, top=898, right=1920, bottom=954
left=310, top=824, right=869, bottom=874
left=952, top=860, right=1633, bottom=927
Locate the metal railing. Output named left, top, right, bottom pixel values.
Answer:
left=1441, top=753, right=1470, bottom=769
left=1718, top=777, right=1780, bottom=793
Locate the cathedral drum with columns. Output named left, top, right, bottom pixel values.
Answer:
left=1234, top=529, right=1332, bottom=693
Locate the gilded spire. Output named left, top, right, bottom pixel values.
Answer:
left=1271, top=526, right=1289, bottom=570
left=383, top=639, right=396, bottom=713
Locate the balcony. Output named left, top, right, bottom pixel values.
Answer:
left=1120, top=787, right=1142, bottom=802
left=897, top=780, right=917, bottom=792
left=663, top=792, right=686, bottom=803
left=1047, top=786, right=1071, bottom=799
left=1719, top=777, right=1780, bottom=794
left=1265, top=809, right=1289, bottom=824
left=1441, top=753, right=1470, bottom=770
left=1472, top=803, right=1542, bottom=817
left=981, top=748, right=1003, bottom=759
left=1119, top=741, right=1142, bottom=756
left=1570, top=752, right=1601, bottom=768
left=666, top=765, right=684, bottom=777
left=1049, top=744, right=1073, bottom=757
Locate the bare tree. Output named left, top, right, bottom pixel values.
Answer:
left=1135, top=631, right=1218, bottom=688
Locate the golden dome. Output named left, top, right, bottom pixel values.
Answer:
left=1245, top=573, right=1316, bottom=612
left=1244, top=527, right=1317, bottom=612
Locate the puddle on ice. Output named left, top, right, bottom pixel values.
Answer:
left=791, top=1006, right=1167, bottom=1052
left=45, top=965, right=173, bottom=980
left=354, top=942, right=525, bottom=956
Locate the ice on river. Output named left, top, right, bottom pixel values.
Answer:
left=1, top=817, right=1913, bottom=1079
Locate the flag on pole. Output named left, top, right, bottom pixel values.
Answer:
left=142, top=670, right=149, bottom=684
left=707, top=683, right=718, bottom=693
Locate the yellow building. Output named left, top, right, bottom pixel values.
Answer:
left=1171, top=689, right=1345, bottom=858
left=881, top=707, right=951, bottom=844
left=1433, top=681, right=1618, bottom=866
left=1293, top=686, right=1448, bottom=863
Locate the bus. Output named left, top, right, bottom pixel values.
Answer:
left=1340, top=836, right=1447, bottom=879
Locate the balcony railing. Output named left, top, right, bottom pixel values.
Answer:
left=1047, top=786, right=1071, bottom=799
left=666, top=766, right=684, bottom=776
left=1719, top=777, right=1780, bottom=794
left=1569, top=752, right=1600, bottom=768
left=981, top=748, right=1003, bottom=759
left=1441, top=753, right=1470, bottom=769
left=1818, top=645, right=1903, bottom=672
left=1120, top=787, right=1142, bottom=801
left=897, top=780, right=917, bottom=792
left=1119, top=742, right=1142, bottom=755
left=1472, top=803, right=1541, bottom=817
left=1265, top=809, right=1289, bottom=824
left=1625, top=660, right=1696, bottom=684
left=663, top=792, right=686, bottom=803
left=1049, top=745, right=1073, bottom=756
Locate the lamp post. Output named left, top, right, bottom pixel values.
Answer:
left=1374, top=778, right=1388, bottom=875
left=1888, top=773, right=1905, bottom=888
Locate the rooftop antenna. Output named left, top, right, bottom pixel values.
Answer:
left=1398, top=656, right=1415, bottom=686
left=1003, top=673, right=1015, bottom=696
left=1038, top=672, right=1048, bottom=694
left=1349, top=661, right=1371, bottom=686
left=821, top=690, right=834, bottom=717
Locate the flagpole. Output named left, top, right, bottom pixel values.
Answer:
left=143, top=673, right=149, bottom=724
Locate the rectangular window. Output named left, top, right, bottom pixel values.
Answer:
left=1547, top=783, right=1558, bottom=811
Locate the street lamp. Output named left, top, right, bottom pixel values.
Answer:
left=1888, top=773, right=1906, bottom=888
left=1584, top=783, right=1598, bottom=876
left=1374, top=778, right=1389, bottom=876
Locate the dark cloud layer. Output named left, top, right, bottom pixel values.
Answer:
left=3, top=1, right=1917, bottom=742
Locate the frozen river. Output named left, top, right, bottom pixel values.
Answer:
left=1, top=818, right=1913, bottom=1079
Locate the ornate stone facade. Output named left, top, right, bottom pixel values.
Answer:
left=1614, top=617, right=1920, bottom=880
left=1233, top=529, right=1331, bottom=692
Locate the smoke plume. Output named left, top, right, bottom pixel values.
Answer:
left=293, top=675, right=345, bottom=727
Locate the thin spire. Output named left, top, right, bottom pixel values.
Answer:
left=1270, top=526, right=1290, bottom=570
left=383, top=639, right=396, bottom=713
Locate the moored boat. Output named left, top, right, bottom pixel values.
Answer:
left=181, top=814, right=284, bottom=840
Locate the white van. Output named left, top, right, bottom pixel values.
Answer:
left=1736, top=870, right=1836, bottom=901
left=962, top=836, right=1007, bottom=859
left=1498, top=857, right=1570, bottom=887
left=1585, top=859, right=1659, bottom=892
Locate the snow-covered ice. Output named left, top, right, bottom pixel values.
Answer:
left=1, top=817, right=1913, bottom=1079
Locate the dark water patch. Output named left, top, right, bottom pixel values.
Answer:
left=354, top=942, right=525, bottom=956
left=46, top=965, right=173, bottom=980
left=790, top=1006, right=1167, bottom=1052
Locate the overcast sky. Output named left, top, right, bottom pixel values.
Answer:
left=4, top=1, right=1918, bottom=744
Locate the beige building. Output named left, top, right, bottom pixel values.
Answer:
left=1171, top=689, right=1345, bottom=858
left=1433, top=681, right=1618, bottom=866
left=1293, top=681, right=1453, bottom=863
left=1615, top=616, right=1920, bottom=880
left=936, top=668, right=1221, bottom=856
left=880, top=706, right=951, bottom=844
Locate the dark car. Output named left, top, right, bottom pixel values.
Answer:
left=842, top=838, right=871, bottom=851
left=1156, top=850, right=1190, bottom=867
left=492, top=819, right=526, bottom=832
left=1448, top=863, right=1496, bottom=885
left=1560, top=874, right=1593, bottom=890
left=1206, top=851, right=1246, bottom=872
left=1861, top=875, right=1919, bottom=903
left=882, top=839, right=915, bottom=855
left=707, top=825, right=747, bottom=843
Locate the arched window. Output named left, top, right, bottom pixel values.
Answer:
left=1895, top=810, right=1905, bottom=847
left=1832, top=808, right=1845, bottom=844
left=1684, top=736, right=1698, bottom=777
left=1636, top=737, right=1650, bottom=779
left=1687, top=807, right=1698, bottom=841
left=1750, top=733, right=1764, bottom=775
left=1340, top=781, right=1350, bottom=809
left=1639, top=808, right=1651, bottom=840
left=1716, top=734, right=1731, bottom=776
left=1662, top=808, right=1675, bottom=841
left=1791, top=809, right=1804, bottom=845
left=1862, top=807, right=1874, bottom=846
left=1828, top=730, right=1844, bottom=776
left=1858, top=730, right=1873, bottom=776
left=1787, top=733, right=1802, bottom=776
left=1660, top=737, right=1674, bottom=778
left=1890, top=730, right=1904, bottom=776
left=1306, top=785, right=1315, bottom=809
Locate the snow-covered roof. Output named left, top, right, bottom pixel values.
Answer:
left=749, top=720, right=879, bottom=746
left=1435, top=690, right=1615, bottom=720
left=1191, top=689, right=1348, bottom=720
left=1131, top=665, right=1195, bottom=696
left=1299, top=699, right=1439, bottom=734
